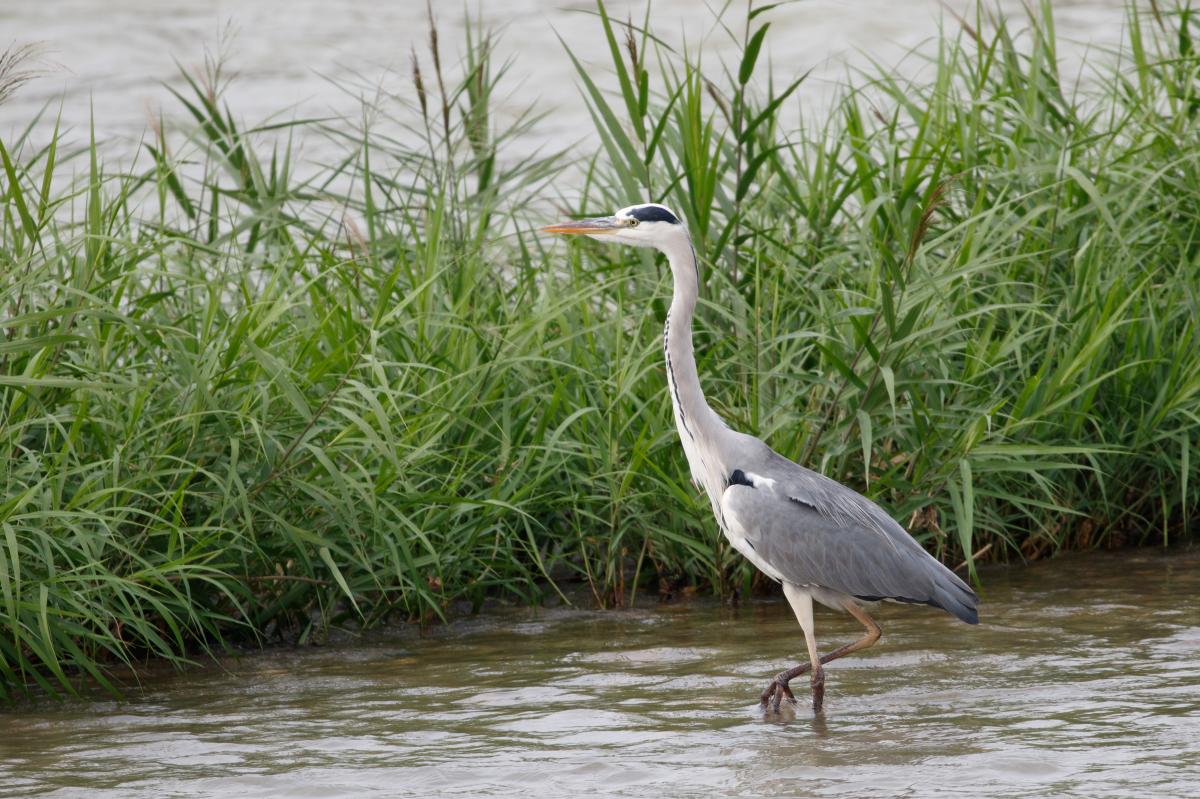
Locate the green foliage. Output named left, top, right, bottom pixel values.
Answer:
left=2, top=1, right=1200, bottom=697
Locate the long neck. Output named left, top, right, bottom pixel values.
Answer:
left=661, top=232, right=723, bottom=445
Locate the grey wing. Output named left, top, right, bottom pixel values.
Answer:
left=721, top=448, right=978, bottom=624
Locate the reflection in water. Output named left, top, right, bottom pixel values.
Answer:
left=1, top=549, right=1198, bottom=797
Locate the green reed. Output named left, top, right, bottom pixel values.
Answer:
left=1, top=1, right=1198, bottom=698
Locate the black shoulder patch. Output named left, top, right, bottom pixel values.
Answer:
left=729, top=469, right=754, bottom=488
left=629, top=205, right=680, bottom=224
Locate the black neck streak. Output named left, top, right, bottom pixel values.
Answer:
left=663, top=312, right=694, bottom=441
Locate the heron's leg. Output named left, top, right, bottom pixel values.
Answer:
left=819, top=602, right=882, bottom=665
left=760, top=599, right=883, bottom=713
left=760, top=584, right=824, bottom=711
left=790, top=584, right=825, bottom=711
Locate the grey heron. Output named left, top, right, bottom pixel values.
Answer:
left=543, top=203, right=979, bottom=713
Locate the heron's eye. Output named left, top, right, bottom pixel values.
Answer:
left=628, top=218, right=639, bottom=227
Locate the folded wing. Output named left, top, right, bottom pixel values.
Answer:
left=721, top=449, right=978, bottom=624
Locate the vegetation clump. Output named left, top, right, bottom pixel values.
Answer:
left=1, top=2, right=1198, bottom=697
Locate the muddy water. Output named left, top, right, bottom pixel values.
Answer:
left=2, top=548, right=1198, bottom=798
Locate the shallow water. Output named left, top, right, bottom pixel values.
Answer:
left=3, top=0, right=1129, bottom=161
left=3, top=548, right=1198, bottom=798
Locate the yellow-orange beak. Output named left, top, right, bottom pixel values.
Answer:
left=540, top=216, right=622, bottom=235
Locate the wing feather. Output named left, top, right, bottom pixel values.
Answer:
left=720, top=449, right=978, bottom=624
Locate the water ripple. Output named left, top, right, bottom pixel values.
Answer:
left=1, top=549, right=1198, bottom=798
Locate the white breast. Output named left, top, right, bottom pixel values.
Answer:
left=719, top=485, right=786, bottom=582
left=673, top=412, right=706, bottom=487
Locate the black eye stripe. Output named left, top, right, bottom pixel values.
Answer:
left=627, top=205, right=680, bottom=224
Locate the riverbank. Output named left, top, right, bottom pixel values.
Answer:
left=2, top=1, right=1199, bottom=698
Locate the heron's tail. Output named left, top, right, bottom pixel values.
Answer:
left=930, top=567, right=979, bottom=625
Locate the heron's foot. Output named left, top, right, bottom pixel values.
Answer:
left=810, top=665, right=826, bottom=714
left=759, top=677, right=794, bottom=712
left=759, top=666, right=807, bottom=712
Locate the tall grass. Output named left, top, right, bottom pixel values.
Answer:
left=1, top=1, right=1198, bottom=697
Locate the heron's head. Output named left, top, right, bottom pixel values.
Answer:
left=541, top=203, right=686, bottom=250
